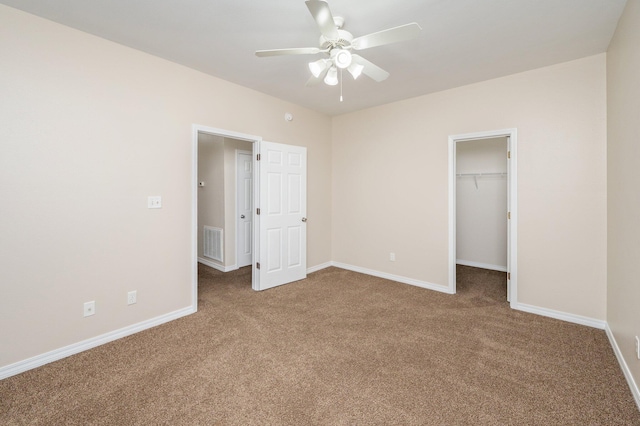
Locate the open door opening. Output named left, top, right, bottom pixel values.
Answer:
left=192, top=126, right=259, bottom=310
left=455, top=137, right=508, bottom=300
left=448, top=129, right=518, bottom=307
left=196, top=134, right=254, bottom=273
left=191, top=126, right=309, bottom=310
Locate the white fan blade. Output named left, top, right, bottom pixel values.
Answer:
left=352, top=23, right=422, bottom=51
left=305, top=0, right=340, bottom=40
left=306, top=68, right=329, bottom=86
left=255, top=47, right=321, bottom=57
left=352, top=54, right=389, bottom=82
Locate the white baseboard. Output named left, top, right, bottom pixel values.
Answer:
left=331, top=261, right=605, bottom=329
left=512, top=302, right=606, bottom=329
left=331, top=262, right=452, bottom=294
left=3, top=259, right=628, bottom=403
left=198, top=257, right=237, bottom=272
left=456, top=259, right=507, bottom=272
left=307, top=262, right=332, bottom=274
left=0, top=306, right=195, bottom=380
left=605, top=324, right=640, bottom=411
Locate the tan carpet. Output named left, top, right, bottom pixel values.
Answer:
left=1, top=265, right=638, bottom=425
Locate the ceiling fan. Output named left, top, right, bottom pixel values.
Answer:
left=255, top=0, right=421, bottom=91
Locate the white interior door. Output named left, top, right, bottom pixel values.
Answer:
left=258, top=141, right=307, bottom=290
left=236, top=151, right=253, bottom=268
left=506, top=136, right=511, bottom=302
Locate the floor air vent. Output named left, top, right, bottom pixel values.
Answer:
left=203, top=226, right=223, bottom=262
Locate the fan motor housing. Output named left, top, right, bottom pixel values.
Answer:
left=320, top=29, right=353, bottom=50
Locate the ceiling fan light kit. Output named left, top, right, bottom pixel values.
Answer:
left=255, top=0, right=422, bottom=101
left=324, top=66, right=339, bottom=86
left=309, top=58, right=330, bottom=78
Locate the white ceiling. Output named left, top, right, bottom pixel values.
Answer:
left=1, top=0, right=627, bottom=116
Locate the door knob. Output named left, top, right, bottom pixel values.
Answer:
left=240, top=215, right=245, bottom=219
left=301, top=217, right=307, bottom=222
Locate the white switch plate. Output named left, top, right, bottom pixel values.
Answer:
left=148, top=196, right=162, bottom=209
left=83, top=301, right=95, bottom=317
left=389, top=252, right=396, bottom=261
left=635, top=336, right=639, bottom=360
left=127, top=290, right=137, bottom=305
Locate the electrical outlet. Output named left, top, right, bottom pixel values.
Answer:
left=389, top=252, right=396, bottom=262
left=147, top=196, right=162, bottom=209
left=635, top=336, right=639, bottom=360
left=127, top=290, right=137, bottom=305
left=83, top=301, right=95, bottom=317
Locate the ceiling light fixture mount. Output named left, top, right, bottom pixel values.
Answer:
left=332, top=48, right=352, bottom=69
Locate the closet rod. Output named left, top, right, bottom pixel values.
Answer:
left=456, top=172, right=506, bottom=189
left=456, top=172, right=506, bottom=177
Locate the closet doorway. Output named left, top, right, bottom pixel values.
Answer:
left=448, top=129, right=518, bottom=307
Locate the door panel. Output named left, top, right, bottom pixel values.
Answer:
left=258, top=141, right=307, bottom=290
left=266, top=228, right=282, bottom=272
left=288, top=226, right=302, bottom=267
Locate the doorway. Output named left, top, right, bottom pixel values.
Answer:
left=196, top=135, right=254, bottom=273
left=191, top=125, right=309, bottom=310
left=448, top=129, right=518, bottom=307
left=192, top=125, right=260, bottom=308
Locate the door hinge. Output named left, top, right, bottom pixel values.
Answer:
left=507, top=272, right=511, bottom=280
left=507, top=211, right=511, bottom=220
left=257, top=154, right=261, bottom=161
left=257, top=208, right=260, bottom=215
left=256, top=262, right=260, bottom=270
left=507, top=151, right=511, bottom=159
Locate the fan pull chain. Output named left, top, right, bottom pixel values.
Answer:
left=339, top=68, right=344, bottom=102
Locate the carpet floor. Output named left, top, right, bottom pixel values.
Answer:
left=1, top=265, right=639, bottom=425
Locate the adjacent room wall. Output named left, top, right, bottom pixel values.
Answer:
left=0, top=4, right=332, bottom=370
left=607, top=0, right=640, bottom=399
left=456, top=137, right=508, bottom=271
left=332, top=54, right=607, bottom=321
left=197, top=133, right=225, bottom=265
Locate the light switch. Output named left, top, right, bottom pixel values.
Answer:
left=148, top=196, right=162, bottom=209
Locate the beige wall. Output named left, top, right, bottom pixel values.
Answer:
left=0, top=5, right=332, bottom=368
left=607, top=0, right=640, bottom=395
left=456, top=137, right=508, bottom=269
left=197, top=133, right=225, bottom=263
left=332, top=54, right=607, bottom=320
left=223, top=138, right=253, bottom=267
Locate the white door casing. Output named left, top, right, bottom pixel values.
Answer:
left=236, top=151, right=253, bottom=268
left=258, top=141, right=307, bottom=290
